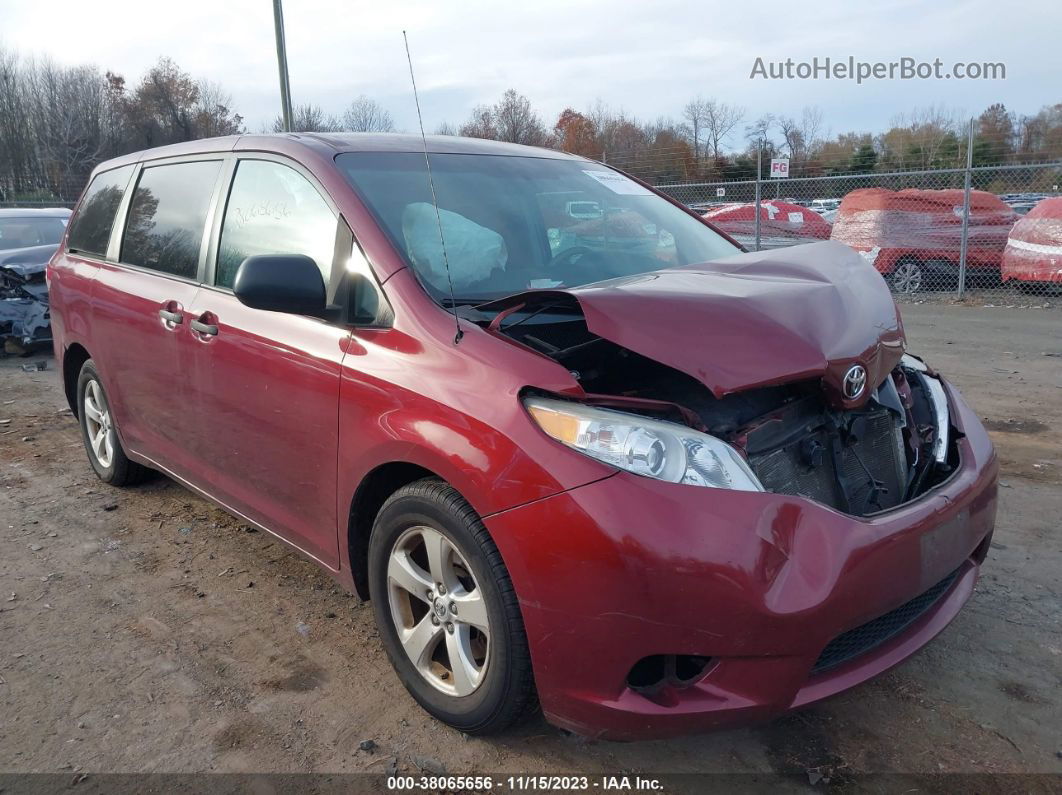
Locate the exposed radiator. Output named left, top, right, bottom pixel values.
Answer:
left=749, top=408, right=907, bottom=516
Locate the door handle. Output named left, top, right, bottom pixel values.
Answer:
left=158, top=308, right=183, bottom=324
left=190, top=318, right=219, bottom=336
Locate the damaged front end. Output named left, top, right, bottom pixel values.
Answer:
left=480, top=242, right=957, bottom=517
left=0, top=258, right=52, bottom=355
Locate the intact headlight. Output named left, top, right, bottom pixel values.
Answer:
left=524, top=397, right=764, bottom=491
left=901, top=354, right=950, bottom=463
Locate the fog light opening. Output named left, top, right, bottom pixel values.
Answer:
left=627, top=655, right=668, bottom=692
left=626, top=654, right=713, bottom=695
left=673, top=654, right=713, bottom=685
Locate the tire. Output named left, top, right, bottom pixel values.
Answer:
left=76, top=359, right=150, bottom=486
left=887, top=258, right=924, bottom=294
left=368, top=478, right=536, bottom=734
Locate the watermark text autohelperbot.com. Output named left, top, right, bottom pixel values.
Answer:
left=750, top=56, right=1006, bottom=83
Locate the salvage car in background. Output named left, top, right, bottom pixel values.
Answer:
left=829, top=188, right=1018, bottom=293
left=48, top=135, right=997, bottom=739
left=0, top=207, right=70, bottom=353
left=1001, top=197, right=1062, bottom=291
left=702, top=200, right=832, bottom=250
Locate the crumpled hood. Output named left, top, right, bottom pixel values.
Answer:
left=504, top=241, right=906, bottom=405
left=0, top=244, right=56, bottom=277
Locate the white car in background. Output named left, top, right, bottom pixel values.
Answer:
left=810, top=198, right=841, bottom=214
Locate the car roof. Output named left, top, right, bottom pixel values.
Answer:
left=0, top=207, right=72, bottom=217
left=91, top=133, right=589, bottom=175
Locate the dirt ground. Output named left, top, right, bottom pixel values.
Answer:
left=1, top=303, right=1060, bottom=789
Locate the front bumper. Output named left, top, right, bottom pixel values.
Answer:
left=485, top=380, right=998, bottom=740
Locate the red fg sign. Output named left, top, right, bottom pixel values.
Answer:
left=770, top=157, right=790, bottom=178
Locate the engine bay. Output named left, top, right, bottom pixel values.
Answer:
left=481, top=300, right=957, bottom=517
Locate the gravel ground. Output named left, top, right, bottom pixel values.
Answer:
left=1, top=303, right=1060, bottom=790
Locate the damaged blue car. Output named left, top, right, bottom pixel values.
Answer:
left=0, top=208, right=69, bottom=353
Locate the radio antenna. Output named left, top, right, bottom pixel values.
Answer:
left=403, top=30, right=463, bottom=344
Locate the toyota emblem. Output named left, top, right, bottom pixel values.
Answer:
left=843, top=365, right=867, bottom=400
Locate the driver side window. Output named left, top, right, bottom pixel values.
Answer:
left=216, top=160, right=337, bottom=289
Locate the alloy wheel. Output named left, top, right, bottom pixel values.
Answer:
left=83, top=379, right=114, bottom=469
left=890, top=261, right=924, bottom=294
left=386, top=525, right=491, bottom=696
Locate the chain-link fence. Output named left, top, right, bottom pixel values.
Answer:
left=0, top=173, right=84, bottom=209
left=652, top=159, right=1062, bottom=303
left=3, top=140, right=1062, bottom=303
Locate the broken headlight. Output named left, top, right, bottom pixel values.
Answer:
left=524, top=397, right=764, bottom=491
left=901, top=354, right=950, bottom=463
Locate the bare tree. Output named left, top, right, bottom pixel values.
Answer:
left=459, top=105, right=497, bottom=140
left=702, top=100, right=745, bottom=160
left=745, top=113, right=775, bottom=145
left=434, top=121, right=458, bottom=136
left=272, top=103, right=341, bottom=133
left=458, top=90, right=549, bottom=146
left=0, top=47, right=35, bottom=194
left=879, top=105, right=962, bottom=169
left=25, top=58, right=109, bottom=195
left=342, top=95, right=395, bottom=132
left=491, top=89, right=548, bottom=145
left=0, top=49, right=243, bottom=201
left=194, top=80, right=243, bottom=138
left=682, top=96, right=710, bottom=160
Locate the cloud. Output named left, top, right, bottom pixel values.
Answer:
left=1, top=0, right=1056, bottom=135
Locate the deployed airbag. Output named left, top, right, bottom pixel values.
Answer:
left=401, top=203, right=508, bottom=291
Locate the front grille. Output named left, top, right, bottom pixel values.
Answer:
left=749, top=407, right=907, bottom=516
left=811, top=568, right=961, bottom=675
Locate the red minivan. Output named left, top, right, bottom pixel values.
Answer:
left=48, top=134, right=997, bottom=740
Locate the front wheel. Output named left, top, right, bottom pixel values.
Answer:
left=368, top=478, right=536, bottom=734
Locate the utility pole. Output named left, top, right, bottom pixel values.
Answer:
left=956, top=118, right=975, bottom=299
left=272, top=0, right=294, bottom=132
left=754, top=139, right=763, bottom=251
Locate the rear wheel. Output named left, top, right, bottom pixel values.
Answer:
left=368, top=478, right=536, bottom=734
left=888, top=258, right=924, bottom=294
left=76, top=360, right=150, bottom=486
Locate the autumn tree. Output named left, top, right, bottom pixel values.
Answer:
left=1016, top=103, right=1062, bottom=161
left=553, top=108, right=599, bottom=158
left=973, top=103, right=1016, bottom=166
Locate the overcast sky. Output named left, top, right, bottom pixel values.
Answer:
left=2, top=0, right=1059, bottom=143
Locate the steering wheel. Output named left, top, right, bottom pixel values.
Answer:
left=545, top=245, right=600, bottom=275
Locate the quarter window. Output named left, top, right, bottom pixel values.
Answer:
left=67, top=165, right=134, bottom=257
left=216, top=160, right=337, bottom=290
left=122, top=160, right=222, bottom=278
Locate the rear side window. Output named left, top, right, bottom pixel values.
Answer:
left=216, top=159, right=337, bottom=289
left=122, top=160, right=222, bottom=279
left=67, top=166, right=134, bottom=257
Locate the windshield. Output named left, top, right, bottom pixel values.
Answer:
left=337, top=152, right=740, bottom=303
left=0, top=216, right=67, bottom=251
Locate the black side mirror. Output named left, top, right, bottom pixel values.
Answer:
left=232, top=254, right=326, bottom=316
